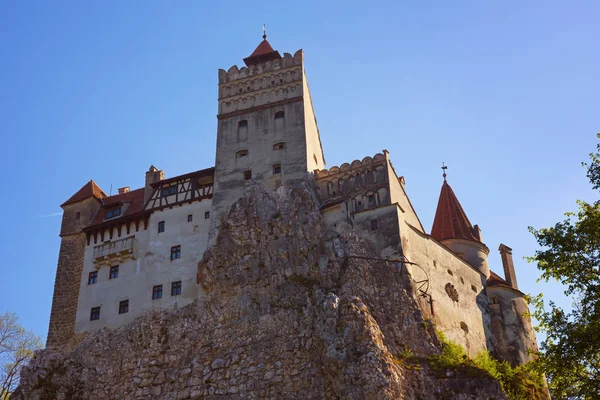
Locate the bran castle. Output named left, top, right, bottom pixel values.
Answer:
left=47, top=35, right=538, bottom=367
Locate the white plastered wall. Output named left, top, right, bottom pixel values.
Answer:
left=75, top=199, right=212, bottom=333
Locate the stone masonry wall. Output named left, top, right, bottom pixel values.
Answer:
left=46, top=233, right=86, bottom=348
left=18, top=182, right=509, bottom=399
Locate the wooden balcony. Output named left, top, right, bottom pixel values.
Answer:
left=93, top=236, right=138, bottom=267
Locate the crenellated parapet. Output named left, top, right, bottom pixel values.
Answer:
left=217, top=50, right=305, bottom=118
left=315, top=153, right=391, bottom=212
left=218, top=50, right=303, bottom=84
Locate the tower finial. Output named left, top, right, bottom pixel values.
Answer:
left=441, top=162, right=448, bottom=182
left=262, top=24, right=267, bottom=40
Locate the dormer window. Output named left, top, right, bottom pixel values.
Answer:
left=160, top=185, right=178, bottom=197
left=238, top=120, right=248, bottom=128
left=274, top=111, right=285, bottom=120
left=104, top=207, right=121, bottom=219
left=236, top=150, right=249, bottom=158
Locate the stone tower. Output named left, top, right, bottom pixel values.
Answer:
left=209, top=35, right=326, bottom=240
left=431, top=178, right=490, bottom=277
left=46, top=180, right=105, bottom=348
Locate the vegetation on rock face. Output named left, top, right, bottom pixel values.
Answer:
left=428, top=332, right=545, bottom=400
left=0, top=312, right=43, bottom=399
left=527, top=134, right=600, bottom=400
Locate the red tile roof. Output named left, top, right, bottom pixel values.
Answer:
left=85, top=188, right=146, bottom=230
left=431, top=181, right=479, bottom=242
left=243, top=39, right=282, bottom=66
left=61, top=180, right=107, bottom=207
left=487, top=271, right=509, bottom=287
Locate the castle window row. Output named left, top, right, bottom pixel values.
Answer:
left=237, top=111, right=285, bottom=130
left=243, top=164, right=283, bottom=181
left=235, top=142, right=287, bottom=159
left=157, top=214, right=206, bottom=234
left=89, top=281, right=182, bottom=321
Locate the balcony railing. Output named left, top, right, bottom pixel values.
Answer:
left=93, top=236, right=138, bottom=267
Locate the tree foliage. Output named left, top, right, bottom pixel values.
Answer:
left=528, top=134, right=600, bottom=399
left=0, top=312, right=42, bottom=399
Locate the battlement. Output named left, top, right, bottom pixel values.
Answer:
left=219, top=49, right=303, bottom=84
left=315, top=153, right=387, bottom=179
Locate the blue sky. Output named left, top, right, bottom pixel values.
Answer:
left=1, top=1, right=598, bottom=341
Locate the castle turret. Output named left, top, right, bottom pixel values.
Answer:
left=431, top=177, right=490, bottom=277
left=209, top=34, right=326, bottom=240
left=47, top=180, right=106, bottom=347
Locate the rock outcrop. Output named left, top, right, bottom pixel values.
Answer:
left=15, top=182, right=508, bottom=399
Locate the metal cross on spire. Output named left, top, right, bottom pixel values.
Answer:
left=442, top=162, right=448, bottom=182
left=263, top=24, right=267, bottom=40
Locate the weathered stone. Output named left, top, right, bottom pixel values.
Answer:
left=14, top=183, right=516, bottom=400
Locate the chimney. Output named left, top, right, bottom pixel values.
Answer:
left=145, top=165, right=164, bottom=204
left=499, top=244, right=518, bottom=290
left=473, top=224, right=482, bottom=242
left=118, top=186, right=130, bottom=194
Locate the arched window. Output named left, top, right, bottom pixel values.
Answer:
left=327, top=182, right=333, bottom=196
left=338, top=179, right=344, bottom=193
left=236, top=150, right=248, bottom=158
left=274, top=111, right=285, bottom=120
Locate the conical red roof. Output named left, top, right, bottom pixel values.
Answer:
left=248, top=39, right=275, bottom=58
left=61, top=180, right=107, bottom=207
left=243, top=38, right=282, bottom=66
left=431, top=181, right=479, bottom=242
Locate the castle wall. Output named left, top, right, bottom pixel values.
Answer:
left=401, top=222, right=491, bottom=357
left=210, top=51, right=321, bottom=241
left=75, top=200, right=211, bottom=333
left=47, top=197, right=102, bottom=348
left=487, top=286, right=538, bottom=366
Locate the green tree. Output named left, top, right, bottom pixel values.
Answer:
left=528, top=134, right=600, bottom=399
left=0, top=312, right=42, bottom=399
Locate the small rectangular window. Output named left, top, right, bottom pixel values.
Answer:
left=272, top=164, right=281, bottom=175
left=90, top=306, right=100, bottom=321
left=119, top=300, right=129, bottom=314
left=187, top=214, right=193, bottom=222
left=75, top=212, right=80, bottom=220
left=204, top=211, right=210, bottom=219
left=158, top=221, right=165, bottom=233
left=274, top=111, right=285, bottom=119
left=160, top=185, right=178, bottom=197
left=370, top=219, right=378, bottom=231
left=170, top=245, right=181, bottom=260
left=88, top=271, right=98, bottom=285
left=243, top=170, right=252, bottom=180
left=104, top=207, right=121, bottom=219
left=238, top=120, right=248, bottom=128
left=109, top=265, right=119, bottom=279
left=152, top=285, right=163, bottom=300
left=171, top=281, right=182, bottom=296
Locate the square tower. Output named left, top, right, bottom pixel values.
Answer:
left=210, top=38, right=326, bottom=240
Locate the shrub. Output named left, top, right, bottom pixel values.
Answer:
left=429, top=332, right=546, bottom=400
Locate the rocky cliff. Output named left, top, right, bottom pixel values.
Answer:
left=15, top=182, right=509, bottom=399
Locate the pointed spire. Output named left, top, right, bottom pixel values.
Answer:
left=243, top=26, right=282, bottom=67
left=431, top=178, right=480, bottom=243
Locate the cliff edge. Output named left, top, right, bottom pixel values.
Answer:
left=15, top=182, right=509, bottom=399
